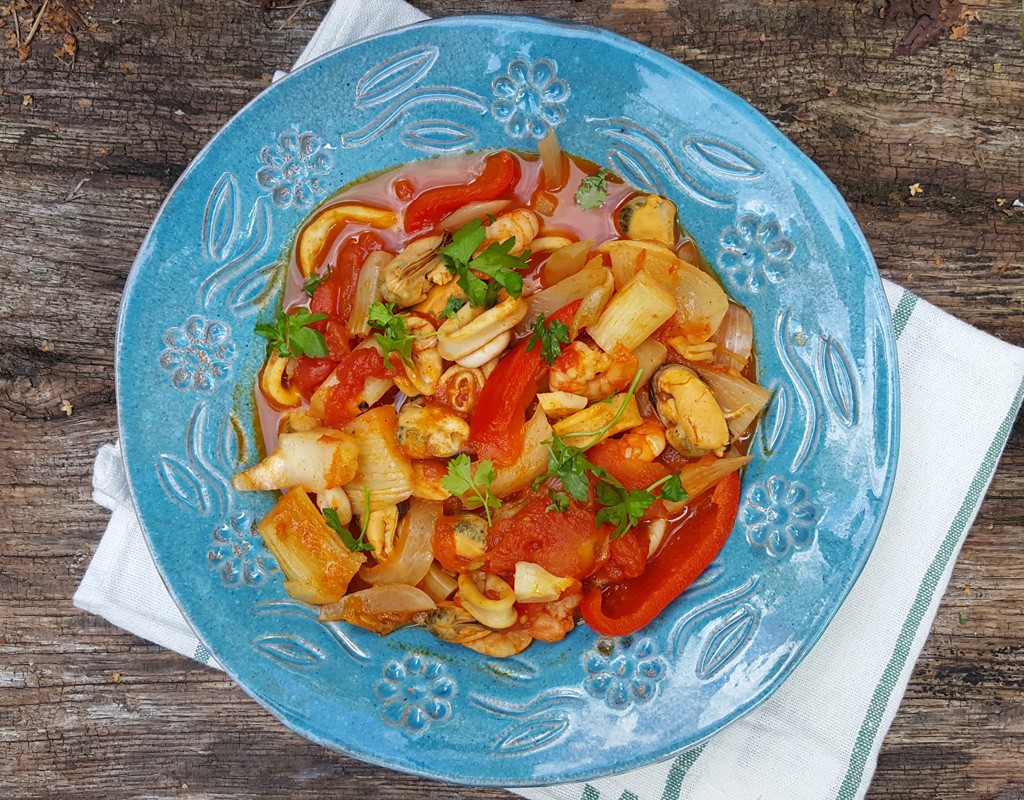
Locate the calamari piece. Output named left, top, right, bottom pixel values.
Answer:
left=233, top=428, right=358, bottom=493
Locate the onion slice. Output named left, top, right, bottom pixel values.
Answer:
left=347, top=250, right=390, bottom=337
left=359, top=498, right=440, bottom=586
left=541, top=239, right=593, bottom=286
left=695, top=366, right=772, bottom=439
left=710, top=303, right=754, bottom=372
left=318, top=584, right=436, bottom=633
left=663, top=454, right=753, bottom=515
left=490, top=408, right=553, bottom=498
left=440, top=200, right=511, bottom=231
left=515, top=266, right=611, bottom=337
left=538, top=129, right=565, bottom=190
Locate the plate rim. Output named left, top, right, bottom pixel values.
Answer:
left=114, top=13, right=901, bottom=786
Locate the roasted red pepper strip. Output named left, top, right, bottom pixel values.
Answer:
left=580, top=472, right=741, bottom=637
left=468, top=300, right=582, bottom=467
left=322, top=348, right=390, bottom=429
left=310, top=231, right=384, bottom=325
left=403, top=151, right=519, bottom=233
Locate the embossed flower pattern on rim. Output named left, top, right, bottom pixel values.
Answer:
left=743, top=475, right=818, bottom=557
left=256, top=129, right=333, bottom=209
left=583, top=636, right=668, bottom=710
left=374, top=654, right=456, bottom=734
left=717, top=212, right=796, bottom=291
left=491, top=58, right=570, bottom=139
left=158, top=315, right=235, bottom=393
left=208, top=512, right=277, bottom=587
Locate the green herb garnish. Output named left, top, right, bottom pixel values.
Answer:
left=595, top=473, right=690, bottom=539
left=575, top=168, right=610, bottom=210
left=323, top=505, right=373, bottom=553
left=439, top=295, right=468, bottom=321
left=526, top=313, right=571, bottom=366
left=367, top=301, right=427, bottom=369
left=441, top=453, right=501, bottom=526
left=658, top=473, right=689, bottom=503
left=594, top=481, right=657, bottom=539
left=533, top=433, right=607, bottom=506
left=302, top=267, right=331, bottom=296
left=255, top=307, right=328, bottom=358
left=440, top=218, right=528, bottom=308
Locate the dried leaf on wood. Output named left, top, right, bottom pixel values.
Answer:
left=886, top=0, right=963, bottom=55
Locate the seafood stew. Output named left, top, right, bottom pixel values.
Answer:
left=233, top=138, right=771, bottom=657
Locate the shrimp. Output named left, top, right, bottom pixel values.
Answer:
left=522, top=593, right=581, bottom=643
left=425, top=604, right=534, bottom=657
left=617, top=419, right=667, bottom=462
left=549, top=341, right=638, bottom=401
left=482, top=208, right=540, bottom=255
left=462, top=628, right=534, bottom=657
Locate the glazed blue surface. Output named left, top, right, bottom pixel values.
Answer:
left=116, top=15, right=899, bottom=786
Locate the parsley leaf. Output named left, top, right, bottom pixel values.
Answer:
left=658, top=473, right=688, bottom=503
left=302, top=268, right=331, bottom=296
left=440, top=219, right=528, bottom=308
left=441, top=217, right=486, bottom=265
left=323, top=506, right=373, bottom=553
left=439, top=296, right=468, bottom=321
left=525, top=313, right=570, bottom=366
left=254, top=308, right=328, bottom=358
left=575, top=168, right=610, bottom=211
left=595, top=481, right=657, bottom=539
left=441, top=453, right=501, bottom=526
left=547, top=490, right=571, bottom=513
left=367, top=301, right=425, bottom=370
left=533, top=434, right=606, bottom=504
left=470, top=238, right=527, bottom=298
left=595, top=473, right=689, bottom=539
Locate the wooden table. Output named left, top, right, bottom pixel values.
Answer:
left=2, top=1, right=1021, bottom=797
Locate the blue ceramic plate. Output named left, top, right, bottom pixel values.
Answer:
left=117, top=15, right=898, bottom=786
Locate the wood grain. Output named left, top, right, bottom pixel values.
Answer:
left=1, top=1, right=1021, bottom=797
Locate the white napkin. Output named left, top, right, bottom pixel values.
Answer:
left=75, top=2, right=1024, bottom=798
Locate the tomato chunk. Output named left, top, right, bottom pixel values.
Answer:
left=322, top=348, right=390, bottom=429
left=468, top=300, right=581, bottom=467
left=486, top=493, right=607, bottom=581
left=310, top=231, right=384, bottom=326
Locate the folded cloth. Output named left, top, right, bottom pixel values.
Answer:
left=74, top=2, right=1024, bottom=797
